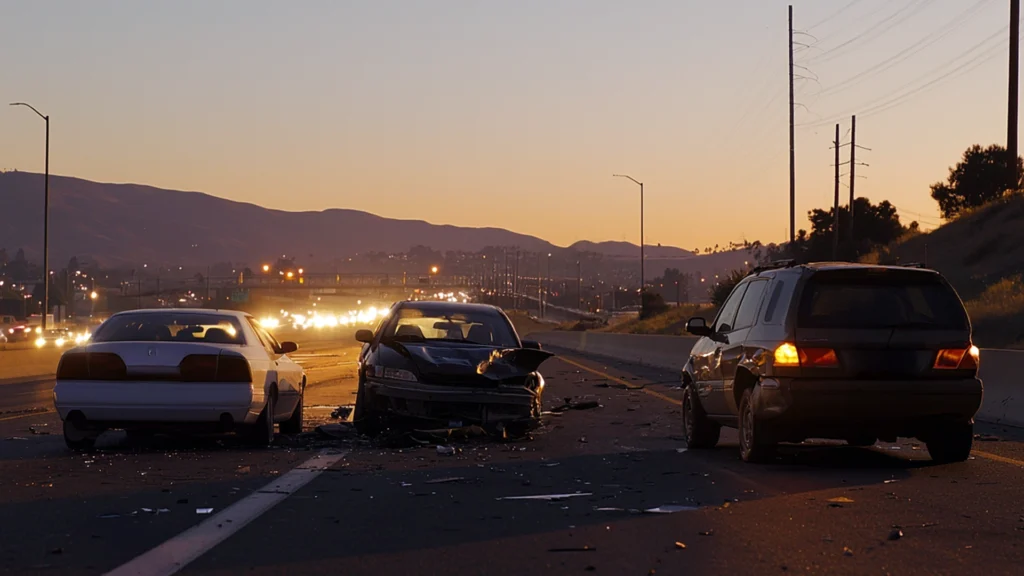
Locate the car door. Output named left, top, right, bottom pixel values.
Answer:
left=719, top=278, right=771, bottom=415
left=248, top=320, right=300, bottom=420
left=700, top=280, right=750, bottom=416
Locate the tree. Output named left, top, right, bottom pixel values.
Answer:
left=709, top=269, right=749, bottom=308
left=771, top=198, right=908, bottom=263
left=930, top=144, right=1022, bottom=219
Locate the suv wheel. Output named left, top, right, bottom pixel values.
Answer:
left=738, top=386, right=777, bottom=463
left=682, top=385, right=720, bottom=449
left=926, top=422, right=973, bottom=464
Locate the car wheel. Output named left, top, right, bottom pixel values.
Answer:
left=738, top=386, right=777, bottom=463
left=846, top=435, right=877, bottom=447
left=63, top=419, right=97, bottom=452
left=280, top=390, right=304, bottom=435
left=682, top=385, right=721, bottom=449
left=249, top=394, right=276, bottom=446
left=926, top=422, right=973, bottom=464
left=353, top=378, right=380, bottom=436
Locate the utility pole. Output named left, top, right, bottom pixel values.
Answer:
left=537, top=253, right=543, bottom=318
left=849, top=115, right=857, bottom=247
left=1010, top=0, right=1021, bottom=183
left=832, top=124, right=841, bottom=261
left=576, top=260, right=582, bottom=311
left=789, top=4, right=796, bottom=245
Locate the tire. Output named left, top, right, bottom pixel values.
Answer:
left=63, top=419, right=97, bottom=452
left=280, top=389, right=304, bottom=435
left=846, top=435, right=877, bottom=447
left=353, top=378, right=380, bottom=436
left=738, top=386, right=777, bottom=463
left=926, top=422, right=973, bottom=464
left=682, top=385, right=721, bottom=449
left=248, top=394, right=276, bottom=446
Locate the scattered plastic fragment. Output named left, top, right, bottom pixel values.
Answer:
left=888, top=528, right=903, bottom=541
left=842, top=547, right=854, bottom=557
left=543, top=462, right=560, bottom=467
left=675, top=542, right=687, bottom=549
left=578, top=436, right=588, bottom=443
left=498, top=492, right=592, bottom=501
left=827, top=497, right=855, bottom=504
left=643, top=505, right=699, bottom=514
left=551, top=400, right=601, bottom=413
left=196, top=508, right=214, bottom=515
left=883, top=479, right=899, bottom=484
left=595, top=507, right=625, bottom=512
left=330, top=405, right=354, bottom=420
left=400, top=482, right=413, bottom=488
left=676, top=448, right=688, bottom=454
left=98, top=514, right=120, bottom=519
left=436, top=445, right=456, bottom=456
left=236, top=466, right=251, bottom=475
left=698, top=530, right=714, bottom=536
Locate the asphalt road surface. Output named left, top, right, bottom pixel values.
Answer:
left=2, top=343, right=1024, bottom=575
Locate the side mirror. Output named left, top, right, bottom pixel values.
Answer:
left=278, top=341, right=298, bottom=355
left=521, top=340, right=542, bottom=350
left=686, top=317, right=712, bottom=337
left=355, top=329, right=375, bottom=344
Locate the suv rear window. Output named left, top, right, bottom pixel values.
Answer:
left=797, top=271, right=968, bottom=330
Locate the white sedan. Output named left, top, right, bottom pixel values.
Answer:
left=53, top=309, right=305, bottom=451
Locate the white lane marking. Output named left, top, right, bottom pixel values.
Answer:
left=104, top=450, right=347, bottom=576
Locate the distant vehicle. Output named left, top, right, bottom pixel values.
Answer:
left=35, top=328, right=73, bottom=348
left=6, top=323, right=36, bottom=343
left=682, top=262, right=982, bottom=464
left=53, top=309, right=305, bottom=451
left=353, top=301, right=552, bottom=434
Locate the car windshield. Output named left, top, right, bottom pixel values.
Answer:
left=798, top=273, right=969, bottom=330
left=91, top=312, right=247, bottom=345
left=381, top=307, right=518, bottom=347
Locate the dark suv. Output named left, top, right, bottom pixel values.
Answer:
left=682, top=262, right=982, bottom=464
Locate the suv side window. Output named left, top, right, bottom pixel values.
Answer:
left=732, top=279, right=770, bottom=330
left=713, top=280, right=750, bottom=334
left=762, top=275, right=798, bottom=325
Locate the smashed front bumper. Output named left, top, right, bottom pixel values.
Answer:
left=363, top=377, right=543, bottom=426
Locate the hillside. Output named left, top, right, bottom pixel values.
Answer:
left=865, top=195, right=1024, bottom=347
left=0, top=172, right=553, bottom=267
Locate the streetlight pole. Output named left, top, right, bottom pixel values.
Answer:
left=613, top=174, right=644, bottom=318
left=11, top=103, right=50, bottom=330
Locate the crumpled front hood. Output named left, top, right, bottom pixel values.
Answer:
left=390, top=343, right=554, bottom=385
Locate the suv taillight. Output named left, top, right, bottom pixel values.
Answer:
left=934, top=346, right=979, bottom=370
left=179, top=354, right=252, bottom=382
left=773, top=343, right=839, bottom=367
left=56, top=352, right=128, bottom=380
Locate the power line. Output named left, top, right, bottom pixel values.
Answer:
left=818, top=0, right=999, bottom=98
left=800, top=26, right=1009, bottom=128
left=805, top=0, right=869, bottom=32
left=808, top=0, right=934, bottom=65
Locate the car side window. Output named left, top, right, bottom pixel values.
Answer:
left=712, top=281, right=750, bottom=334
left=732, top=279, right=770, bottom=330
left=258, top=325, right=283, bottom=353
left=247, top=319, right=276, bottom=355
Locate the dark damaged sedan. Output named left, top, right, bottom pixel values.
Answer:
left=353, top=301, right=553, bottom=434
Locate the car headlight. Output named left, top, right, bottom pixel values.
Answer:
left=55, top=338, right=66, bottom=347
left=373, top=366, right=418, bottom=382
left=35, top=337, right=46, bottom=348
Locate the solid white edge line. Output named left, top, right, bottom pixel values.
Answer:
left=104, top=450, right=347, bottom=576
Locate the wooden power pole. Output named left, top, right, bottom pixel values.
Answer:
left=832, top=124, right=840, bottom=261
left=1010, top=0, right=1020, bottom=183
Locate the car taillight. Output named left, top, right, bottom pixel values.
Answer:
left=179, top=354, right=252, bottom=382
left=56, top=352, right=127, bottom=380
left=216, top=355, right=252, bottom=382
left=773, top=344, right=839, bottom=367
left=934, top=346, right=979, bottom=370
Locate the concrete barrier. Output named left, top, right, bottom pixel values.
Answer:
left=528, top=331, right=1024, bottom=428
left=529, top=331, right=698, bottom=372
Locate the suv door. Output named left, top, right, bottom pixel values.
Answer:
left=719, top=278, right=771, bottom=414
left=698, top=279, right=751, bottom=416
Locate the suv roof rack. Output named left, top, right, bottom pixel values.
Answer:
left=751, top=259, right=797, bottom=275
